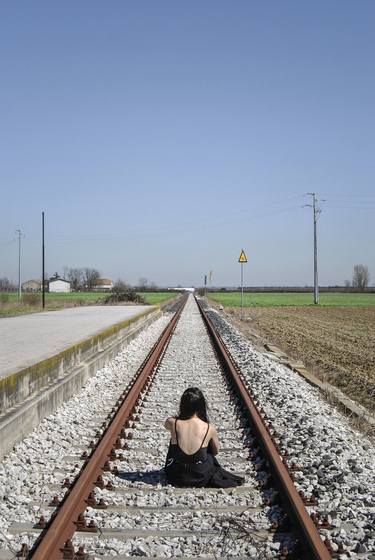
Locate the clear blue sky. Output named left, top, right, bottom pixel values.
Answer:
left=1, top=1, right=374, bottom=287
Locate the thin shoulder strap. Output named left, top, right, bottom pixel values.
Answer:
left=175, top=418, right=179, bottom=445
left=200, top=422, right=210, bottom=449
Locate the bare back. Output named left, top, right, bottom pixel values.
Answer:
left=165, top=416, right=219, bottom=455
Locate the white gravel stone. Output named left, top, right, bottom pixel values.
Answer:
left=206, top=304, right=375, bottom=557
left=75, top=296, right=287, bottom=559
left=3, top=296, right=350, bottom=558
left=0, top=315, right=171, bottom=552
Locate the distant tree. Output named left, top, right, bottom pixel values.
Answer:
left=138, top=277, right=148, bottom=290
left=0, top=276, right=16, bottom=292
left=112, top=279, right=130, bottom=293
left=66, top=268, right=85, bottom=291
left=83, top=268, right=101, bottom=291
left=344, top=280, right=351, bottom=291
left=149, top=281, right=158, bottom=290
left=352, top=265, right=370, bottom=290
left=60, top=267, right=101, bottom=291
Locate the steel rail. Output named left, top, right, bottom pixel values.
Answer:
left=29, top=296, right=187, bottom=560
left=196, top=297, right=331, bottom=560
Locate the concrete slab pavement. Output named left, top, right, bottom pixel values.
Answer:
left=0, top=305, right=150, bottom=379
left=0, top=304, right=162, bottom=457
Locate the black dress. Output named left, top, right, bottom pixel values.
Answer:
left=164, top=419, right=244, bottom=488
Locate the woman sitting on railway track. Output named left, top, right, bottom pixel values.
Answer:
left=164, top=387, right=244, bottom=488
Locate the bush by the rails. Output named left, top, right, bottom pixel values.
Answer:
left=101, top=291, right=147, bottom=304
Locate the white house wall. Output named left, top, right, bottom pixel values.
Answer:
left=49, top=280, right=71, bottom=293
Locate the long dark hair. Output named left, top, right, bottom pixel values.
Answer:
left=178, top=387, right=209, bottom=423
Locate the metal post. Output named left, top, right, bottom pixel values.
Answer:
left=240, top=263, right=244, bottom=320
left=16, top=228, right=22, bottom=298
left=238, top=249, right=247, bottom=319
left=42, top=212, right=45, bottom=308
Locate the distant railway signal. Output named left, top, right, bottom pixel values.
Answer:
left=238, top=249, right=248, bottom=320
left=238, top=250, right=247, bottom=263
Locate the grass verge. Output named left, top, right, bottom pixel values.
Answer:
left=0, top=292, right=177, bottom=317
left=208, top=291, right=375, bottom=307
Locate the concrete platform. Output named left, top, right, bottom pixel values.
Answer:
left=0, top=305, right=162, bottom=458
left=0, top=305, right=149, bottom=379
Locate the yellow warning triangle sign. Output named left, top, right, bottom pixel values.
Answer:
left=238, top=250, right=247, bottom=263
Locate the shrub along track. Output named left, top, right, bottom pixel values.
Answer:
left=8, top=295, right=333, bottom=559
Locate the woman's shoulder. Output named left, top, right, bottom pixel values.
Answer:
left=196, top=418, right=216, bottom=435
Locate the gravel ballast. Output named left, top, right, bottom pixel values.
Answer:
left=0, top=315, right=171, bottom=554
left=75, top=295, right=286, bottom=558
left=206, top=305, right=375, bottom=558
left=0, top=296, right=373, bottom=559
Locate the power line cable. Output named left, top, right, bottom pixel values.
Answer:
left=322, top=194, right=375, bottom=198
left=49, top=195, right=305, bottom=242
left=50, top=204, right=302, bottom=244
left=323, top=205, right=375, bottom=210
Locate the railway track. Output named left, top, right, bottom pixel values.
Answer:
left=4, top=295, right=334, bottom=559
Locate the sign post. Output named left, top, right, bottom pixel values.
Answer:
left=238, top=249, right=248, bottom=320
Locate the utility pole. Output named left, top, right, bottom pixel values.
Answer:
left=42, top=212, right=45, bottom=308
left=304, top=194, right=324, bottom=305
left=15, top=228, right=22, bottom=298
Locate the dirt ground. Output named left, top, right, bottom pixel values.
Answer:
left=223, top=306, right=375, bottom=413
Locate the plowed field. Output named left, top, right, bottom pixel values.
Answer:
left=225, top=306, right=375, bottom=412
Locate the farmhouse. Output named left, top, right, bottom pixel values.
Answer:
left=22, top=280, right=41, bottom=292
left=93, top=278, right=114, bottom=291
left=49, top=277, right=71, bottom=293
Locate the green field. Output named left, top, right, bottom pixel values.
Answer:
left=139, top=292, right=177, bottom=305
left=0, top=291, right=177, bottom=317
left=1, top=292, right=100, bottom=303
left=208, top=291, right=375, bottom=307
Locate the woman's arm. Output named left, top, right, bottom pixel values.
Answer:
left=164, top=417, right=175, bottom=432
left=209, top=425, right=220, bottom=456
